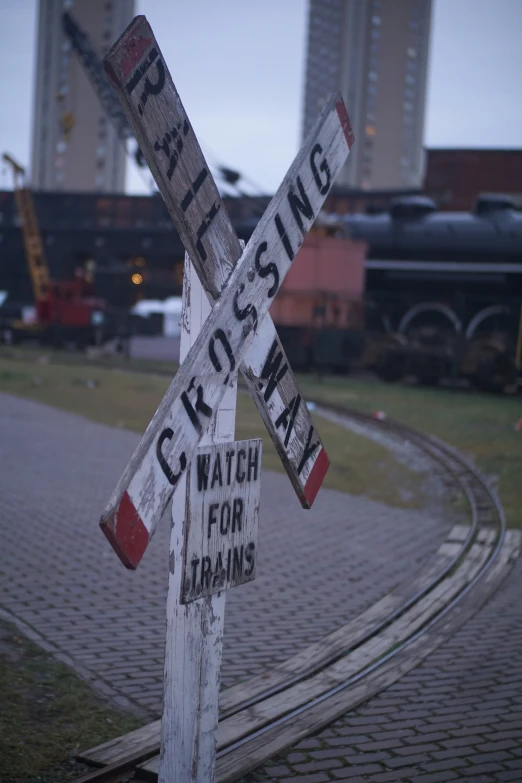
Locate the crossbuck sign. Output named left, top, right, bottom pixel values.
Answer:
left=100, top=14, right=353, bottom=783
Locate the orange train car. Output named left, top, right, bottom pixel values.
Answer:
left=269, top=232, right=367, bottom=372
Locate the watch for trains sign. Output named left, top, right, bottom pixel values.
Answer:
left=182, top=439, right=262, bottom=604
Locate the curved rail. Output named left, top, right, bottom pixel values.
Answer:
left=218, top=408, right=481, bottom=716
left=215, top=406, right=507, bottom=766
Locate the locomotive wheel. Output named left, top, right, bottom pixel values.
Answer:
left=375, top=345, right=406, bottom=382
left=475, top=352, right=515, bottom=394
left=414, top=354, right=447, bottom=387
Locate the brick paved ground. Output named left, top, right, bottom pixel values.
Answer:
left=0, top=392, right=450, bottom=717
left=246, top=559, right=522, bottom=783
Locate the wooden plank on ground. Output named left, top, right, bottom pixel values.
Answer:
left=220, top=530, right=464, bottom=716
left=138, top=531, right=501, bottom=778
left=213, top=538, right=494, bottom=749
left=79, top=526, right=470, bottom=766
left=210, top=531, right=521, bottom=783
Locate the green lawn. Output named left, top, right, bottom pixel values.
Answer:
left=296, top=375, right=522, bottom=528
left=0, top=620, right=143, bottom=783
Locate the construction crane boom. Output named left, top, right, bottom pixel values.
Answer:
left=62, top=11, right=143, bottom=163
left=3, top=154, right=50, bottom=303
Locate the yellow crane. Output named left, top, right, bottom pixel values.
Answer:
left=3, top=153, right=50, bottom=305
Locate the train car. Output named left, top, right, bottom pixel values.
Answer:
left=235, top=218, right=367, bottom=373
left=269, top=231, right=366, bottom=373
left=342, top=195, right=522, bottom=391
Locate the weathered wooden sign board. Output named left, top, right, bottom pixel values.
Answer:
left=100, top=12, right=354, bottom=783
left=100, top=16, right=353, bottom=573
left=182, top=439, right=261, bottom=604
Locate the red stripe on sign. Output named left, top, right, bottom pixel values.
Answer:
left=335, top=98, right=355, bottom=150
left=303, top=448, right=330, bottom=508
left=100, top=492, right=149, bottom=570
left=114, top=16, right=153, bottom=79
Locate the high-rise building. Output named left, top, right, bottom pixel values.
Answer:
left=30, top=0, right=135, bottom=193
left=302, top=0, right=432, bottom=190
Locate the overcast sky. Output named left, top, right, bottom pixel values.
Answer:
left=0, top=0, right=521, bottom=194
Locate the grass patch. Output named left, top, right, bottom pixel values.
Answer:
left=0, top=619, right=143, bottom=783
left=235, top=391, right=428, bottom=509
left=0, top=354, right=431, bottom=512
left=296, top=375, right=522, bottom=528
left=0, top=343, right=178, bottom=379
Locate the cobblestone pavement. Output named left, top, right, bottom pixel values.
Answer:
left=0, top=393, right=450, bottom=717
left=246, top=559, right=522, bottom=783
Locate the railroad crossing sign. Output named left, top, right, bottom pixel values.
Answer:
left=100, top=14, right=353, bottom=783
left=100, top=16, right=353, bottom=572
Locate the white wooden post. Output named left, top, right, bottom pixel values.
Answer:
left=160, top=252, right=238, bottom=782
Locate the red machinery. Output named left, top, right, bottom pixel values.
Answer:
left=3, top=153, right=108, bottom=346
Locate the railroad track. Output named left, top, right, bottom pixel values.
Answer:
left=76, top=404, right=519, bottom=783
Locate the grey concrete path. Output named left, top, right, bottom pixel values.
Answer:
left=0, top=392, right=450, bottom=718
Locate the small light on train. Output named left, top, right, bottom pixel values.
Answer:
left=132, top=273, right=143, bottom=285
left=365, top=124, right=376, bottom=137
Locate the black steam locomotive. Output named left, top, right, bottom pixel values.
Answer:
left=341, top=194, right=522, bottom=391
